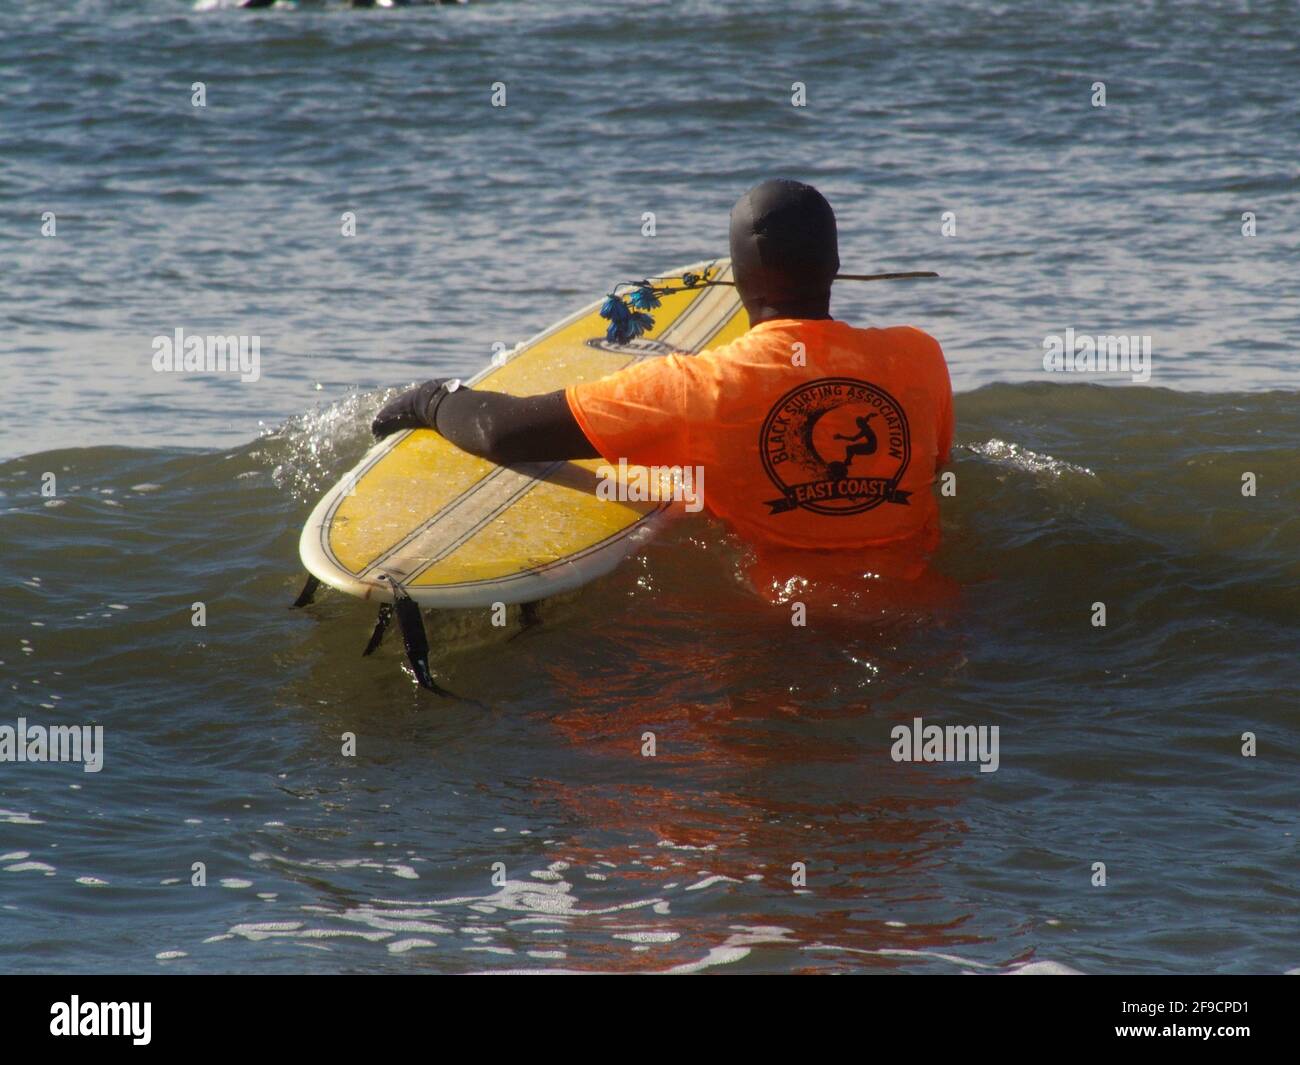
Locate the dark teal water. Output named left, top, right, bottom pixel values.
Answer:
left=0, top=0, right=1297, bottom=973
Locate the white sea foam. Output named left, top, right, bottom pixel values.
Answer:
left=684, top=874, right=741, bottom=891
left=388, top=939, right=439, bottom=954
left=4, top=861, right=55, bottom=874
left=1008, top=960, right=1085, bottom=975
left=966, top=439, right=1095, bottom=478
left=613, top=931, right=679, bottom=944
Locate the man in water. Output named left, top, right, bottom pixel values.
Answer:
left=373, top=179, right=953, bottom=570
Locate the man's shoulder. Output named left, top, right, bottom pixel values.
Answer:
left=853, top=323, right=943, bottom=351
left=851, top=325, right=947, bottom=375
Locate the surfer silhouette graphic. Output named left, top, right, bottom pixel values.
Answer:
left=832, top=413, right=878, bottom=472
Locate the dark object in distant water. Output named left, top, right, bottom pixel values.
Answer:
left=239, top=0, right=466, bottom=8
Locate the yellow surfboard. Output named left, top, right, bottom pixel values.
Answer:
left=299, top=259, right=746, bottom=609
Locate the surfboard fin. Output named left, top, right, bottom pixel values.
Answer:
left=361, top=603, right=392, bottom=656
left=292, top=574, right=321, bottom=609
left=509, top=600, right=543, bottom=642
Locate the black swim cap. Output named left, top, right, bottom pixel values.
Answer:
left=729, top=178, right=840, bottom=323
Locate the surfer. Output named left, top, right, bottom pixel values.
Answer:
left=374, top=178, right=953, bottom=559
left=833, top=413, right=879, bottom=467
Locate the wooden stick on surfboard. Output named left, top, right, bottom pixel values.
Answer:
left=832, top=271, right=939, bottom=281
left=602, top=267, right=941, bottom=344
left=646, top=270, right=940, bottom=287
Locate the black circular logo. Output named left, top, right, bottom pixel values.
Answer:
left=759, top=377, right=912, bottom=516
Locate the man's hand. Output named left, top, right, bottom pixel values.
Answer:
left=371, top=379, right=458, bottom=439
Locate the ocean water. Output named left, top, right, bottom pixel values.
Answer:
left=1, top=0, right=1297, bottom=974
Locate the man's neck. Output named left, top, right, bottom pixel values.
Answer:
left=748, top=306, right=833, bottom=327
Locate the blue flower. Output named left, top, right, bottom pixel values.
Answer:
left=628, top=285, right=661, bottom=310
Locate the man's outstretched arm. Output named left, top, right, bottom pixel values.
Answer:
left=372, top=380, right=600, bottom=463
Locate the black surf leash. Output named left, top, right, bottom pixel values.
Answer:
left=292, top=571, right=475, bottom=703
left=600, top=267, right=941, bottom=345
left=375, top=576, right=447, bottom=695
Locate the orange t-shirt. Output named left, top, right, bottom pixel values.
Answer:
left=566, top=319, right=953, bottom=551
